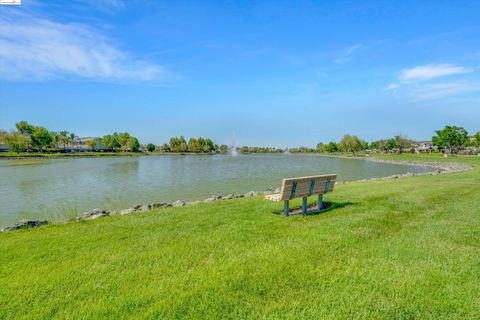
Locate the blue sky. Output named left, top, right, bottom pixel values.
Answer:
left=1, top=0, right=479, bottom=147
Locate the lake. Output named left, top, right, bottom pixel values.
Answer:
left=0, top=154, right=430, bottom=226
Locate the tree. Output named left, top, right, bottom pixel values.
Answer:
left=316, top=142, right=324, bottom=152
left=31, top=126, right=54, bottom=151
left=472, top=131, right=480, bottom=147
left=188, top=138, right=201, bottom=152
left=432, top=125, right=469, bottom=153
left=240, top=146, right=249, bottom=153
left=201, top=138, right=216, bottom=152
left=169, top=136, right=188, bottom=152
left=219, top=144, right=228, bottom=153
left=146, top=143, right=156, bottom=152
left=394, top=135, right=414, bottom=153
left=338, top=134, right=364, bottom=155
left=2, top=131, right=31, bottom=152
left=369, top=141, right=381, bottom=150
left=160, top=143, right=171, bottom=152
left=102, top=134, right=120, bottom=151
left=57, top=131, right=70, bottom=150
left=85, top=139, right=97, bottom=151
left=117, top=132, right=131, bottom=151
left=15, top=121, right=35, bottom=136
left=126, top=137, right=140, bottom=152
left=384, top=138, right=398, bottom=152
left=322, top=141, right=338, bottom=153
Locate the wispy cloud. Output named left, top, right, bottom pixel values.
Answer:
left=0, top=10, right=165, bottom=82
left=399, top=64, right=473, bottom=82
left=386, top=63, right=479, bottom=101
left=334, top=44, right=363, bottom=64
left=408, top=82, right=480, bottom=101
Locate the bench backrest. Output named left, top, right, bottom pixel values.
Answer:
left=279, top=174, right=337, bottom=201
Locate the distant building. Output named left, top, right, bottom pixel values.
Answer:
left=61, top=137, right=109, bottom=152
left=0, top=143, right=8, bottom=152
left=413, top=140, right=435, bottom=152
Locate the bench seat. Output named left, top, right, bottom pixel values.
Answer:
left=265, top=173, right=337, bottom=215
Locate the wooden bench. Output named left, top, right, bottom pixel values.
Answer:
left=265, top=174, right=337, bottom=216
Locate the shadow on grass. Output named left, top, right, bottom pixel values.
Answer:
left=272, top=201, right=354, bottom=216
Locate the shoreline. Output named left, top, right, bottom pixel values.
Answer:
left=0, top=152, right=224, bottom=160
left=1, top=157, right=473, bottom=232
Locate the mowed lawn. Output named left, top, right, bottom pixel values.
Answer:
left=1, top=155, right=479, bottom=319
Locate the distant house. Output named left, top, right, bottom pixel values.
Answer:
left=63, top=137, right=109, bottom=152
left=0, top=143, right=8, bottom=152
left=413, top=141, right=435, bottom=153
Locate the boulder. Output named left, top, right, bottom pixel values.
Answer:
left=83, top=208, right=109, bottom=220
left=172, top=200, right=186, bottom=207
left=119, top=208, right=136, bottom=215
left=1, top=219, right=48, bottom=232
left=204, top=196, right=218, bottom=202
left=151, top=202, right=170, bottom=209
left=141, top=204, right=152, bottom=212
left=222, top=194, right=235, bottom=200
left=244, top=191, right=256, bottom=197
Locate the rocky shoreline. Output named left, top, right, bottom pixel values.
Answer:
left=1, top=159, right=473, bottom=232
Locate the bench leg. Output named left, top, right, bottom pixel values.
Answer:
left=302, top=197, right=307, bottom=214
left=284, top=200, right=289, bottom=216
left=318, top=194, right=323, bottom=210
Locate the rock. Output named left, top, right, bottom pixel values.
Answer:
left=244, top=191, right=256, bottom=197
left=274, top=187, right=281, bottom=193
left=205, top=195, right=220, bottom=202
left=151, top=202, right=170, bottom=209
left=234, top=194, right=245, bottom=198
left=172, top=200, right=185, bottom=207
left=119, top=208, right=136, bottom=215
left=141, top=204, right=152, bottom=212
left=132, top=204, right=142, bottom=211
left=1, top=219, right=48, bottom=232
left=83, top=208, right=109, bottom=220
left=222, top=194, right=235, bottom=200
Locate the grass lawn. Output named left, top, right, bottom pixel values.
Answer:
left=1, top=154, right=479, bottom=319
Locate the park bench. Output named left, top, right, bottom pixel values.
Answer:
left=265, top=174, right=337, bottom=216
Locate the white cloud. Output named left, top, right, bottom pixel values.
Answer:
left=399, top=64, right=473, bottom=82
left=345, top=44, right=362, bottom=55
left=0, top=11, right=164, bottom=82
left=386, top=83, right=400, bottom=90
left=334, top=44, right=363, bottom=64
left=408, top=82, right=480, bottom=101
left=386, top=63, right=478, bottom=100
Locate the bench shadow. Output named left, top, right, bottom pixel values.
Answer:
left=271, top=201, right=353, bottom=216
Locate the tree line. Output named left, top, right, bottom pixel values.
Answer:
left=1, top=122, right=479, bottom=155
left=0, top=121, right=143, bottom=153
left=158, top=136, right=228, bottom=153
left=0, top=121, right=77, bottom=152
left=314, top=126, right=480, bottom=155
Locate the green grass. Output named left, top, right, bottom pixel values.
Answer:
left=1, top=154, right=479, bottom=319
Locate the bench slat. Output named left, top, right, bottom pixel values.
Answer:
left=279, top=174, right=336, bottom=200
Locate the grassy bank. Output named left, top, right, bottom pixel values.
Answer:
left=1, top=154, right=479, bottom=319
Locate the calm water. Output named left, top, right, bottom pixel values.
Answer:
left=0, top=154, right=430, bottom=226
